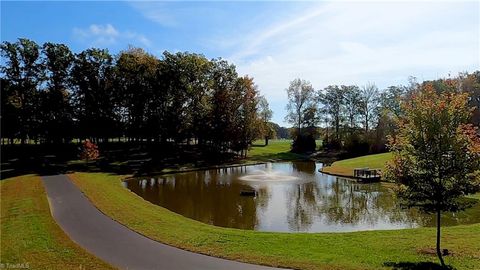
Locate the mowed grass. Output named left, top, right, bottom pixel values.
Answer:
left=70, top=172, right=480, bottom=270
left=322, top=152, right=393, bottom=177
left=248, top=139, right=321, bottom=161
left=0, top=175, right=114, bottom=269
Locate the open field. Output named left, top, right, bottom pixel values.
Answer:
left=321, top=152, right=393, bottom=177
left=0, top=175, right=114, bottom=269
left=69, top=172, right=480, bottom=270
left=248, top=139, right=322, bottom=161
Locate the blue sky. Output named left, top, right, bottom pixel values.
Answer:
left=2, top=1, right=479, bottom=126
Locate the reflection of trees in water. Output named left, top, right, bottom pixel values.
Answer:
left=292, top=161, right=317, bottom=175
left=315, top=179, right=417, bottom=226
left=127, top=163, right=480, bottom=232
left=286, top=183, right=320, bottom=231
left=283, top=177, right=428, bottom=228
left=130, top=168, right=264, bottom=230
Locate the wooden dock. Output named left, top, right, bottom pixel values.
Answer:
left=353, top=168, right=381, bottom=182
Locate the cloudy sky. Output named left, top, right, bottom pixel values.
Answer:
left=2, top=1, right=479, bottom=125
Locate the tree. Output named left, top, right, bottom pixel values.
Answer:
left=285, top=79, right=317, bottom=152
left=71, top=48, right=117, bottom=142
left=257, top=95, right=273, bottom=145
left=1, top=39, right=43, bottom=144
left=80, top=139, right=100, bottom=162
left=319, top=85, right=345, bottom=142
left=115, top=47, right=159, bottom=141
left=384, top=82, right=480, bottom=267
left=41, top=42, right=74, bottom=143
left=343, top=85, right=362, bottom=135
left=285, top=78, right=316, bottom=134
left=359, top=83, right=379, bottom=134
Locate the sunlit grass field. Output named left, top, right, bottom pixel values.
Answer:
left=322, top=152, right=393, bottom=177
left=0, top=175, right=113, bottom=269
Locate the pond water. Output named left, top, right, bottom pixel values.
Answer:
left=125, top=162, right=480, bottom=232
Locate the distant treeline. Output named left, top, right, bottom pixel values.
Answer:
left=1, top=38, right=278, bottom=156
left=285, top=73, right=480, bottom=154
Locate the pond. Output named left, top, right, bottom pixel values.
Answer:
left=125, top=162, right=480, bottom=232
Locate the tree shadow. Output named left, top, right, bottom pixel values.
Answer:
left=383, top=262, right=455, bottom=270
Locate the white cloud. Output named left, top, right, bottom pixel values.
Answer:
left=222, top=1, right=479, bottom=124
left=73, top=24, right=151, bottom=47
left=128, top=2, right=178, bottom=27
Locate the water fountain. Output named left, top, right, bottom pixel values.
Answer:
left=238, top=163, right=300, bottom=182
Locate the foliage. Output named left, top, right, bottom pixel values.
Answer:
left=285, top=78, right=318, bottom=153
left=79, top=139, right=99, bottom=161
left=291, top=133, right=316, bottom=153
left=1, top=39, right=265, bottom=156
left=257, top=95, right=274, bottom=145
left=384, top=82, right=480, bottom=266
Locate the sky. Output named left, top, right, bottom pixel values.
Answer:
left=1, top=1, right=479, bottom=126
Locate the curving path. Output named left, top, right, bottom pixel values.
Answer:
left=42, top=175, right=282, bottom=270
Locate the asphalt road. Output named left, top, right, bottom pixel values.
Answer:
left=42, top=175, right=282, bottom=270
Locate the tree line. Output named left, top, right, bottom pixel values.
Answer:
left=285, top=73, right=480, bottom=153
left=1, top=38, right=275, bottom=156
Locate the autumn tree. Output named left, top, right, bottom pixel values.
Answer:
left=385, top=83, right=480, bottom=267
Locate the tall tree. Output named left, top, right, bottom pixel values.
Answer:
left=41, top=42, right=74, bottom=143
left=343, top=85, right=362, bottom=135
left=359, top=83, right=379, bottom=134
left=385, top=82, right=480, bottom=267
left=235, top=76, right=260, bottom=156
left=115, top=47, right=159, bottom=141
left=319, top=85, right=345, bottom=141
left=1, top=39, right=43, bottom=144
left=285, top=78, right=316, bottom=136
left=257, top=95, right=273, bottom=145
left=71, top=48, right=117, bottom=142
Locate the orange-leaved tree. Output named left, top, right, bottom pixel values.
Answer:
left=80, top=139, right=100, bottom=162
left=384, top=82, right=480, bottom=267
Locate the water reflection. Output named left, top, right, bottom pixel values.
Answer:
left=126, top=162, right=480, bottom=232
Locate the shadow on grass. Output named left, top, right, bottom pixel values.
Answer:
left=384, top=262, right=455, bottom=270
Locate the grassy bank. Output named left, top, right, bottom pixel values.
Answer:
left=70, top=172, right=480, bottom=270
left=0, top=175, right=113, bottom=269
left=322, top=152, right=393, bottom=177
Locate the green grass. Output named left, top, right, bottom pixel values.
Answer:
left=248, top=139, right=312, bottom=161
left=322, top=152, right=393, bottom=177
left=0, top=175, right=114, bottom=269
left=70, top=172, right=480, bottom=270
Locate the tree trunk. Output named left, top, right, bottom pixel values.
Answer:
left=265, top=137, right=269, bottom=146
left=436, top=209, right=445, bottom=267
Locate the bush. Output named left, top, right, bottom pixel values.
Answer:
left=291, top=134, right=316, bottom=153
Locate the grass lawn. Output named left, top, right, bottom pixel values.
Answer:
left=322, top=152, right=393, bottom=177
left=0, top=175, right=114, bottom=269
left=248, top=139, right=321, bottom=161
left=70, top=172, right=480, bottom=270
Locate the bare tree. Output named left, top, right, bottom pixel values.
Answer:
left=359, top=83, right=379, bottom=133
left=285, top=78, right=316, bottom=136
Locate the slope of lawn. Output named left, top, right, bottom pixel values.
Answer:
left=322, top=152, right=393, bottom=177
left=0, top=175, right=114, bottom=269
left=248, top=139, right=321, bottom=161
left=70, top=172, right=480, bottom=270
